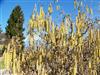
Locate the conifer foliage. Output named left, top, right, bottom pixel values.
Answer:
left=6, top=5, right=24, bottom=50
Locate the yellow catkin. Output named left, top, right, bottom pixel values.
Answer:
left=97, top=30, right=100, bottom=57
left=39, top=54, right=42, bottom=64
left=5, top=43, right=10, bottom=70
left=60, top=22, right=65, bottom=38
left=13, top=47, right=16, bottom=75
left=6, top=51, right=10, bottom=70
left=7, top=53, right=10, bottom=69
left=22, top=53, right=25, bottom=62
left=39, top=6, right=45, bottom=28
left=89, top=60, right=91, bottom=69
left=29, top=34, right=34, bottom=48
left=3, top=52, right=6, bottom=68
left=17, top=54, right=20, bottom=73
left=46, top=20, right=49, bottom=32
left=52, top=22, right=55, bottom=34
left=74, top=56, right=77, bottom=75
left=4, top=51, right=7, bottom=69
left=51, top=32, right=55, bottom=44
left=36, top=60, right=39, bottom=71
left=63, top=40, right=66, bottom=47
left=29, top=19, right=33, bottom=28
left=56, top=5, right=60, bottom=11
left=48, top=3, right=53, bottom=14
left=40, top=6, right=45, bottom=18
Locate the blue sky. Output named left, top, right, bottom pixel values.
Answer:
left=0, top=0, right=100, bottom=34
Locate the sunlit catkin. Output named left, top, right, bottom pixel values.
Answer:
left=48, top=3, right=53, bottom=14
left=74, top=56, right=77, bottom=75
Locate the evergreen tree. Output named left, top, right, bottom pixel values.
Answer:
left=6, top=5, right=24, bottom=50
